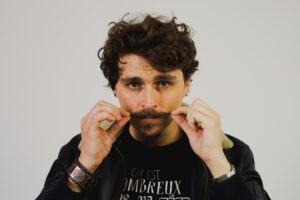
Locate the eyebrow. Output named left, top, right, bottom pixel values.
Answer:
left=154, top=75, right=177, bottom=81
left=120, top=77, right=141, bottom=84
left=120, top=74, right=177, bottom=83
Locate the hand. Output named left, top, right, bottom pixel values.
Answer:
left=79, top=100, right=130, bottom=172
left=171, top=98, right=230, bottom=177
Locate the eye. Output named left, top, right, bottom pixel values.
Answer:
left=157, top=81, right=171, bottom=88
left=127, top=82, right=142, bottom=89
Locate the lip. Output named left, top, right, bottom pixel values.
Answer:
left=140, top=118, right=159, bottom=122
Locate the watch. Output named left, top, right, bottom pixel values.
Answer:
left=67, top=157, right=97, bottom=190
left=212, top=164, right=236, bottom=183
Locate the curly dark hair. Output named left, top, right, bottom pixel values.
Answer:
left=98, top=14, right=199, bottom=90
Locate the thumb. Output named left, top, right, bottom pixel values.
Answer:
left=107, top=116, right=130, bottom=140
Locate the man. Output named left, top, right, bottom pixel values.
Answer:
left=36, top=14, right=270, bottom=200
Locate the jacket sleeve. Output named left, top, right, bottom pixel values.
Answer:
left=209, top=145, right=271, bottom=200
left=35, top=158, right=87, bottom=200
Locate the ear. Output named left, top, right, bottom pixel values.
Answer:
left=183, top=79, right=191, bottom=96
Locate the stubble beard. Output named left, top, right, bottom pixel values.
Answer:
left=129, top=116, right=173, bottom=144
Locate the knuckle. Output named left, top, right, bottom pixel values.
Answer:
left=211, top=119, right=219, bottom=127
left=212, top=120, right=218, bottom=126
left=91, top=113, right=100, bottom=121
left=80, top=124, right=87, bottom=135
left=81, top=116, right=88, bottom=127
left=214, top=112, right=220, bottom=119
left=82, top=114, right=89, bottom=121
left=97, top=100, right=105, bottom=105
left=214, top=112, right=221, bottom=122
left=207, top=119, right=216, bottom=127
left=80, top=118, right=85, bottom=127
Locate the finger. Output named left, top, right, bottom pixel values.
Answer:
left=192, top=98, right=209, bottom=107
left=171, top=106, right=195, bottom=128
left=172, top=115, right=197, bottom=131
left=118, top=107, right=130, bottom=117
left=188, top=102, right=216, bottom=126
left=89, top=112, right=117, bottom=128
left=187, top=112, right=195, bottom=126
left=96, top=104, right=122, bottom=120
left=87, top=101, right=119, bottom=120
left=171, top=106, right=188, bottom=115
left=107, top=116, right=130, bottom=140
left=100, top=101, right=123, bottom=118
left=99, top=120, right=115, bottom=131
left=171, top=114, right=198, bottom=136
left=96, top=101, right=122, bottom=120
left=192, top=99, right=217, bottom=118
left=187, top=105, right=193, bottom=123
left=171, top=114, right=187, bottom=129
left=187, top=113, right=199, bottom=130
left=98, top=114, right=129, bottom=132
left=189, top=110, right=207, bottom=129
left=82, top=112, right=116, bottom=135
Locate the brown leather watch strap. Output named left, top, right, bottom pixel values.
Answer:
left=67, top=157, right=97, bottom=190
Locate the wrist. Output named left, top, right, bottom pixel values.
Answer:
left=204, top=153, right=231, bottom=178
left=212, top=164, right=236, bottom=183
left=78, top=154, right=103, bottom=173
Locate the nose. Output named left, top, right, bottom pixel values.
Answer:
left=139, top=85, right=158, bottom=109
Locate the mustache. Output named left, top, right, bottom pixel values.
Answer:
left=130, top=109, right=171, bottom=119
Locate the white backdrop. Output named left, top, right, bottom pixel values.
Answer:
left=0, top=0, right=299, bottom=199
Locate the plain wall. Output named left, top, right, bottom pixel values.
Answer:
left=0, top=0, right=299, bottom=199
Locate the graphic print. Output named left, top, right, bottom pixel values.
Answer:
left=120, top=168, right=190, bottom=200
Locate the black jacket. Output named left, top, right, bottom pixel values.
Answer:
left=36, top=129, right=271, bottom=200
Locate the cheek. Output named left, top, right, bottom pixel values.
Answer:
left=117, top=90, right=139, bottom=112
left=160, top=90, right=184, bottom=109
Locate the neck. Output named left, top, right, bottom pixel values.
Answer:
left=129, top=120, right=183, bottom=147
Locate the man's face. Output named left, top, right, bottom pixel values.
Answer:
left=114, top=54, right=190, bottom=139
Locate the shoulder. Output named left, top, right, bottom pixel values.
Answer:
left=223, top=134, right=255, bottom=168
left=226, top=134, right=250, bottom=149
left=57, top=133, right=82, bottom=169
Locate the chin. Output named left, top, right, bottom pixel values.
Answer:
left=139, top=123, right=163, bottom=138
left=137, top=125, right=170, bottom=144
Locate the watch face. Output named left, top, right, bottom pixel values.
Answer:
left=71, top=166, right=86, bottom=182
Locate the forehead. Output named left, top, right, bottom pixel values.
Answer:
left=118, top=54, right=182, bottom=79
